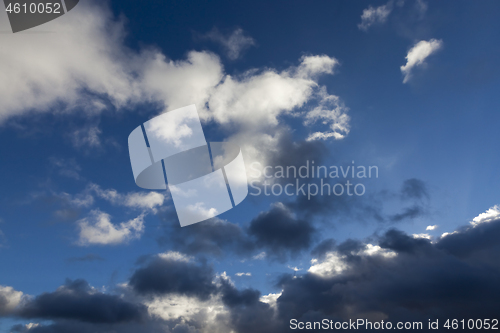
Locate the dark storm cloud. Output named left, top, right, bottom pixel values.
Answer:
left=158, top=216, right=255, bottom=256
left=159, top=203, right=316, bottom=262
left=17, top=279, right=146, bottom=324
left=379, top=228, right=433, bottom=254
left=218, top=279, right=281, bottom=333
left=129, top=255, right=217, bottom=300
left=437, top=217, right=500, bottom=269
left=276, top=219, right=500, bottom=328
left=248, top=204, right=316, bottom=261
left=7, top=218, right=500, bottom=333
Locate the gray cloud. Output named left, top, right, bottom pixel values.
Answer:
left=129, top=254, right=217, bottom=300
left=17, top=279, right=146, bottom=324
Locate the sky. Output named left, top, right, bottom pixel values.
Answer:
left=0, top=0, right=500, bottom=332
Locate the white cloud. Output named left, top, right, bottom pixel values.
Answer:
left=287, top=266, right=302, bottom=272
left=252, top=252, right=266, bottom=260
left=309, top=244, right=396, bottom=278
left=413, top=233, right=432, bottom=240
left=304, top=87, right=350, bottom=141
left=0, top=1, right=140, bottom=122
left=440, top=231, right=459, bottom=239
left=358, top=2, right=393, bottom=31
left=439, top=205, right=500, bottom=239
left=235, top=272, right=251, bottom=277
left=205, top=54, right=349, bottom=171
left=309, top=252, right=348, bottom=278
left=0, top=0, right=350, bottom=177
left=203, top=28, right=256, bottom=60
left=426, top=225, right=438, bottom=231
left=158, top=251, right=193, bottom=263
left=146, top=294, right=231, bottom=332
left=0, top=285, right=24, bottom=315
left=206, top=55, right=341, bottom=127
left=124, top=192, right=165, bottom=210
left=400, top=39, right=443, bottom=83
left=90, top=184, right=165, bottom=211
left=77, top=210, right=145, bottom=246
left=260, top=292, right=282, bottom=310
left=471, top=205, right=500, bottom=227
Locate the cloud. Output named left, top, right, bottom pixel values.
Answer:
left=276, top=218, right=500, bottom=323
left=401, top=39, right=443, bottom=83
left=389, top=205, right=425, bottom=222
left=202, top=28, right=256, bottom=60
left=69, top=125, right=103, bottom=149
left=248, top=203, right=316, bottom=262
left=90, top=184, right=166, bottom=211
left=426, top=225, right=438, bottom=230
left=401, top=178, right=429, bottom=200
left=0, top=1, right=140, bottom=122
left=1, top=0, right=350, bottom=184
left=17, top=279, right=146, bottom=323
left=358, top=1, right=393, bottom=31
left=159, top=216, right=255, bottom=257
left=77, top=210, right=145, bottom=246
left=0, top=286, right=24, bottom=315
left=304, top=87, right=350, bottom=141
left=470, top=204, right=500, bottom=227
left=235, top=273, right=251, bottom=277
left=5, top=214, right=500, bottom=332
left=129, top=252, right=218, bottom=300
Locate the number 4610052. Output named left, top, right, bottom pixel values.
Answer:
left=5, top=2, right=62, bottom=14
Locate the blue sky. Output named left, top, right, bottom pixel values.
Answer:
left=1, top=1, right=500, bottom=332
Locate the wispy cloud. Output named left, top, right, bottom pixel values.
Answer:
left=401, top=39, right=443, bottom=83
left=201, top=28, right=256, bottom=60
left=358, top=1, right=393, bottom=31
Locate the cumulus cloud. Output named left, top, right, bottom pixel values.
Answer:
left=77, top=210, right=145, bottom=246
left=4, top=215, right=500, bottom=332
left=129, top=252, right=218, bottom=300
left=401, top=39, right=443, bottom=83
left=470, top=204, right=500, bottom=227
left=17, top=279, right=146, bottom=323
left=202, top=28, right=256, bottom=60
left=277, top=219, right=500, bottom=323
left=426, top=224, right=438, bottom=230
left=248, top=203, right=316, bottom=262
left=0, top=285, right=25, bottom=315
left=0, top=1, right=140, bottom=122
left=1, top=0, right=350, bottom=187
left=358, top=1, right=393, bottom=31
